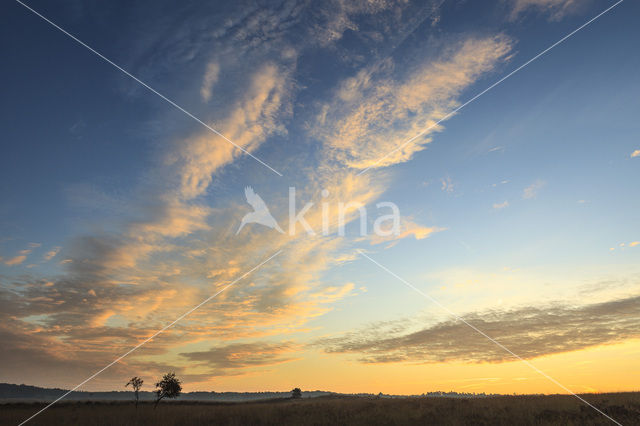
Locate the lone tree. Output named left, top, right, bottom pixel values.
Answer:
left=291, top=387, right=302, bottom=399
left=154, top=372, right=182, bottom=408
left=125, top=376, right=144, bottom=408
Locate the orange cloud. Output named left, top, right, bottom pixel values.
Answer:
left=370, top=219, right=443, bottom=247
left=315, top=35, right=513, bottom=170
left=43, top=246, right=61, bottom=261
left=172, top=63, right=290, bottom=200
left=5, top=255, right=27, bottom=266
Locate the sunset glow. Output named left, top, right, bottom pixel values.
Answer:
left=1, top=0, right=639, bottom=403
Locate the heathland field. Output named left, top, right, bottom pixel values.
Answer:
left=3, top=393, right=639, bottom=425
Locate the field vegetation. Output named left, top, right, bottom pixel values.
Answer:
left=2, top=392, right=639, bottom=425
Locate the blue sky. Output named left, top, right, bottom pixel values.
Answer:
left=1, top=0, right=639, bottom=394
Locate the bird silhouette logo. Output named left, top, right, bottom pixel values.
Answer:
left=236, top=186, right=284, bottom=235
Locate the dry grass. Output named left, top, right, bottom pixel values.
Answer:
left=2, top=393, right=639, bottom=425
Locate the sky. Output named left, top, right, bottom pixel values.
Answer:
left=1, top=0, right=639, bottom=396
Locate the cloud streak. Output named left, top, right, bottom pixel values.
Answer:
left=315, top=35, right=513, bottom=170
left=180, top=341, right=299, bottom=374
left=200, top=62, right=220, bottom=102
left=506, top=0, right=588, bottom=21
left=523, top=179, right=545, bottom=199
left=320, top=295, right=640, bottom=364
left=493, top=201, right=509, bottom=210
left=43, top=247, right=61, bottom=261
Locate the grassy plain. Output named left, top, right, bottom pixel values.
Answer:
left=2, top=392, right=639, bottom=425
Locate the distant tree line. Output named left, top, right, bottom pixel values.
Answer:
left=126, top=374, right=304, bottom=406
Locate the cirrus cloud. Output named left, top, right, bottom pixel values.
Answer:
left=320, top=294, right=640, bottom=364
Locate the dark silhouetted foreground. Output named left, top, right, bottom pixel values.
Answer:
left=2, top=393, right=639, bottom=425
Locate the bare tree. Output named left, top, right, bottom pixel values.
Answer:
left=154, top=372, right=182, bottom=408
left=125, top=376, right=144, bottom=408
left=291, top=387, right=302, bottom=399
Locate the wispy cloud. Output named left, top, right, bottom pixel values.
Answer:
left=4, top=244, right=40, bottom=266
left=523, top=179, right=545, bottom=199
left=491, top=180, right=509, bottom=187
left=4, top=255, right=27, bottom=266
left=493, top=200, right=509, bottom=210
left=308, top=0, right=444, bottom=49
left=179, top=341, right=299, bottom=374
left=370, top=219, right=443, bottom=247
left=440, top=176, right=455, bottom=193
left=320, top=295, right=640, bottom=363
left=506, top=0, right=587, bottom=21
left=171, top=63, right=291, bottom=199
left=43, top=246, right=61, bottom=261
left=200, top=62, right=220, bottom=102
left=631, top=149, right=640, bottom=158
left=314, top=35, right=513, bottom=170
